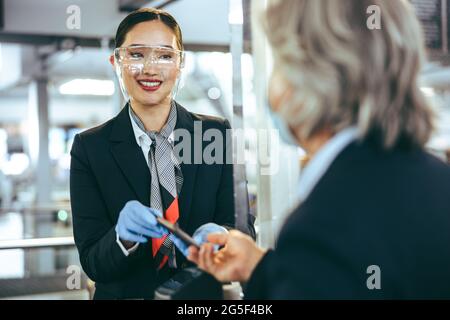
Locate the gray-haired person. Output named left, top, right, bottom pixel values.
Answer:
left=188, top=0, right=450, bottom=299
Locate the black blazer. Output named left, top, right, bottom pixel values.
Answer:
left=70, top=102, right=254, bottom=299
left=245, top=140, right=450, bottom=299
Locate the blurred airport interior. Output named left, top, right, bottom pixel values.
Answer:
left=0, top=0, right=449, bottom=299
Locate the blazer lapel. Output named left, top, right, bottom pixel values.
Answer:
left=174, top=102, right=198, bottom=228
left=109, top=103, right=151, bottom=206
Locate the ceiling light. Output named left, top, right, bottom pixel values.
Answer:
left=59, top=79, right=115, bottom=96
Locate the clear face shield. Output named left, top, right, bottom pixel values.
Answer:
left=113, top=45, right=185, bottom=102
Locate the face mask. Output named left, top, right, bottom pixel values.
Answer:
left=266, top=68, right=300, bottom=147
left=266, top=96, right=299, bottom=147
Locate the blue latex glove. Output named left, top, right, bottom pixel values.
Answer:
left=115, top=200, right=166, bottom=244
left=171, top=223, right=229, bottom=257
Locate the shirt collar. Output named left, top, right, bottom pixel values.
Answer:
left=128, top=105, right=147, bottom=147
left=296, top=126, right=359, bottom=204
left=128, top=103, right=176, bottom=147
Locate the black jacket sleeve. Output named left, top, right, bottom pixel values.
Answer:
left=70, top=134, right=148, bottom=283
left=244, top=208, right=374, bottom=299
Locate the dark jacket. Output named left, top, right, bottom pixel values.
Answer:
left=246, top=140, right=450, bottom=299
left=70, top=102, right=254, bottom=299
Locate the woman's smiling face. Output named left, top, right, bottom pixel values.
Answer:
left=117, top=20, right=182, bottom=107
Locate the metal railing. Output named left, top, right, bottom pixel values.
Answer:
left=0, top=204, right=71, bottom=215
left=0, top=237, right=75, bottom=250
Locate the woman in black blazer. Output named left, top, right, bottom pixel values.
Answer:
left=188, top=0, right=450, bottom=299
left=70, top=8, right=254, bottom=299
